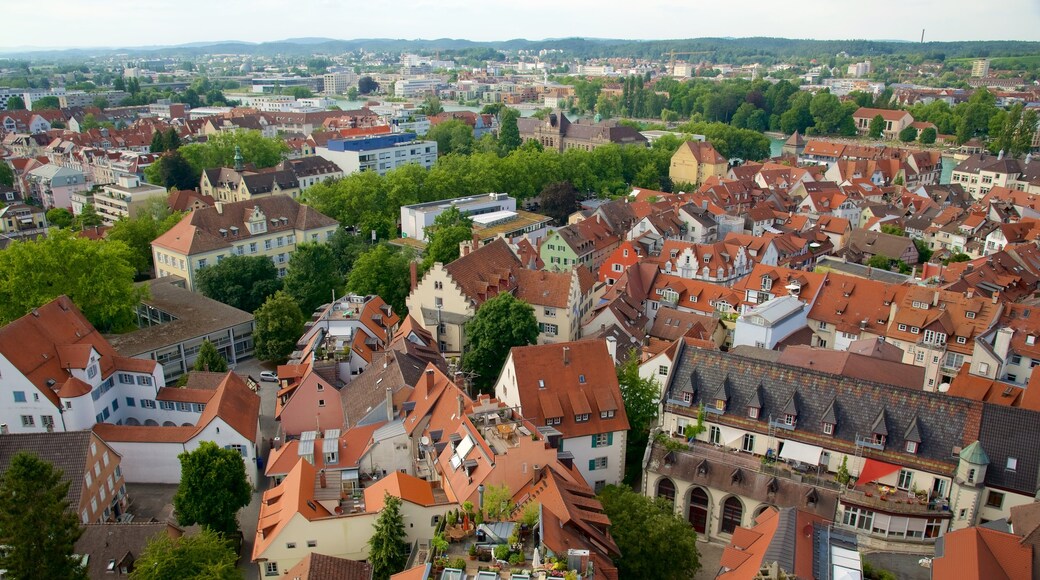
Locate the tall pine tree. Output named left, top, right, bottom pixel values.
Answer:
left=368, top=494, right=408, bottom=580
left=0, top=452, right=87, bottom=580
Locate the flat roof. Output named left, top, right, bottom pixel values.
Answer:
left=474, top=210, right=552, bottom=240
left=106, top=277, right=254, bottom=356
left=403, top=192, right=512, bottom=211
left=815, top=256, right=913, bottom=284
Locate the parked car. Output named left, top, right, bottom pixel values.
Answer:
left=259, top=371, right=278, bottom=382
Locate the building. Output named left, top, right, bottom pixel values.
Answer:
left=972, top=59, right=991, bottom=78
left=394, top=78, right=442, bottom=98
left=515, top=267, right=599, bottom=344
left=669, top=141, right=729, bottom=186
left=283, top=554, right=373, bottom=580
left=75, top=522, right=183, bottom=578
left=853, top=108, right=915, bottom=139
left=842, top=229, right=920, bottom=266
left=0, top=431, right=129, bottom=524
left=400, top=193, right=516, bottom=241
left=150, top=196, right=339, bottom=290
left=92, top=371, right=261, bottom=485
left=516, top=110, right=647, bottom=153
left=323, top=72, right=359, bottom=95
left=0, top=202, right=47, bottom=238
left=0, top=295, right=166, bottom=434
left=25, top=164, right=89, bottom=209
left=407, top=238, right=521, bottom=356
left=106, top=277, right=255, bottom=382
left=199, top=162, right=302, bottom=204
left=278, top=156, right=343, bottom=191
left=951, top=156, right=1040, bottom=200
left=494, top=340, right=630, bottom=489
left=732, top=295, right=808, bottom=350
left=932, top=525, right=1031, bottom=579
left=316, top=133, right=437, bottom=176
left=91, top=174, right=168, bottom=225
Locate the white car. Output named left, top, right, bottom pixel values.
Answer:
left=259, top=371, right=278, bottom=382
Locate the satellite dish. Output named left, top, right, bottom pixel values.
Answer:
left=420, top=436, right=430, bottom=446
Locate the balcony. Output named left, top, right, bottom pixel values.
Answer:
left=841, top=486, right=951, bottom=517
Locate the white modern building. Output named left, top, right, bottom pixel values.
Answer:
left=394, top=78, right=442, bottom=98
left=91, top=174, right=168, bottom=225
left=316, top=133, right=437, bottom=176
left=400, top=193, right=517, bottom=241
left=732, top=295, right=808, bottom=350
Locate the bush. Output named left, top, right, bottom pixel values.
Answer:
left=494, top=544, right=510, bottom=561
left=509, top=552, right=525, bottom=565
left=448, top=558, right=467, bottom=570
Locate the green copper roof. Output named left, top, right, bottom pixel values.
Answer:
left=960, top=440, right=989, bottom=465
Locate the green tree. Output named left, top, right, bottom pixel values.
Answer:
left=616, top=350, right=660, bottom=484
left=539, top=181, right=579, bottom=225
left=346, top=87, right=359, bottom=100
left=498, top=108, right=522, bottom=155
left=0, top=452, right=87, bottom=580
left=879, top=224, right=905, bottom=236
left=426, top=119, right=474, bottom=156
left=196, top=255, right=282, bottom=313
left=172, top=441, right=251, bottom=536
left=77, top=203, right=103, bottom=229
left=422, top=207, right=473, bottom=269
left=0, top=229, right=146, bottom=331
left=914, top=239, right=933, bottom=263
left=80, top=113, right=100, bottom=131
left=165, top=127, right=181, bottom=151
left=32, top=96, right=60, bottom=110
left=1013, top=109, right=1039, bottom=157
left=598, top=485, right=700, bottom=580
left=918, top=126, right=937, bottom=145
left=254, top=290, right=306, bottom=362
left=358, top=76, right=379, bottom=94
left=130, top=528, right=242, bottom=580
left=868, top=114, right=886, bottom=139
left=420, top=95, right=444, bottom=116
left=283, top=242, right=343, bottom=314
left=481, top=483, right=513, bottom=521
left=346, top=244, right=413, bottom=314
left=45, top=207, right=74, bottom=228
left=150, top=130, right=167, bottom=153
left=145, top=150, right=198, bottom=190
left=898, top=126, right=918, bottom=143
left=0, top=161, right=13, bottom=188
left=867, top=254, right=894, bottom=269
left=368, top=494, right=409, bottom=580
left=809, top=91, right=847, bottom=135
left=193, top=339, right=229, bottom=372
left=5, top=96, right=26, bottom=110
left=462, top=292, right=538, bottom=392
left=177, top=130, right=289, bottom=175
left=106, top=205, right=183, bottom=276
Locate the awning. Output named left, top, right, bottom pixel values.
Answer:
left=779, top=440, right=823, bottom=465
left=718, top=425, right=745, bottom=447
left=857, top=458, right=900, bottom=484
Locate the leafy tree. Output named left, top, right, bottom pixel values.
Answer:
left=633, top=162, right=661, bottom=189
left=177, top=130, right=289, bottom=175
left=346, top=244, right=413, bottom=314
left=868, top=114, right=886, bottom=139
left=368, top=494, right=409, bottom=580
left=867, top=254, right=894, bottom=269
left=422, top=207, right=473, bottom=269
left=145, top=150, right=198, bottom=190
left=616, top=350, right=660, bottom=483
left=462, top=292, right=538, bottom=392
left=0, top=229, right=146, bottom=331
left=426, top=119, right=474, bottom=156
left=346, top=87, right=359, bottom=100
left=1013, top=109, right=1039, bottom=157
left=193, top=339, right=229, bottom=372
left=106, top=204, right=183, bottom=276
left=809, top=91, right=847, bottom=135
left=0, top=452, right=87, bottom=580
left=329, top=227, right=370, bottom=274
left=173, top=441, right=251, bottom=536
left=0, top=161, right=13, bottom=188
left=254, top=290, right=306, bottom=362
left=779, top=91, right=813, bottom=135
left=196, top=255, right=282, bottom=313
left=164, top=127, right=181, bottom=151
left=498, top=108, right=522, bottom=155
left=283, top=242, right=343, bottom=314
left=898, top=126, right=918, bottom=143
left=944, top=253, right=971, bottom=265
left=46, top=207, right=74, bottom=228
left=598, top=485, right=700, bottom=580
left=539, top=181, right=579, bottom=225
left=80, top=113, right=100, bottom=131
left=481, top=103, right=505, bottom=116
left=914, top=239, right=933, bottom=263
left=77, top=203, right=104, bottom=229
left=150, top=130, right=166, bottom=153
left=420, top=95, right=444, bottom=116
left=31, top=96, right=60, bottom=110
left=5, top=96, right=25, bottom=110
left=919, top=126, right=937, bottom=145
left=358, top=76, right=379, bottom=94
left=130, top=528, right=241, bottom=580
left=879, top=224, right=905, bottom=236
left=481, top=483, right=513, bottom=521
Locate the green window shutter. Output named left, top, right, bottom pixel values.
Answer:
left=589, top=459, right=596, bottom=471
left=607, top=432, right=613, bottom=446
left=591, top=435, right=598, bottom=448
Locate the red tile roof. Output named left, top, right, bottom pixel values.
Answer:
left=932, top=526, right=1032, bottom=580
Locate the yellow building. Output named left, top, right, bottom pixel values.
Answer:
left=151, top=196, right=338, bottom=291
left=669, top=141, right=728, bottom=186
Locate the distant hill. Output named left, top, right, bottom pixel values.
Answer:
left=2, top=37, right=1039, bottom=63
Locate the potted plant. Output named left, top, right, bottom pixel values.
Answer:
left=449, top=558, right=467, bottom=570
left=469, top=544, right=478, bottom=560
left=509, top=552, right=525, bottom=566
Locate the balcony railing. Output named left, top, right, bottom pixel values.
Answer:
left=841, top=487, right=952, bottom=517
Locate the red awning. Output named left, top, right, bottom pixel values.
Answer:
left=857, top=458, right=901, bottom=484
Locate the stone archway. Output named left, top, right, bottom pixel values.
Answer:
left=687, top=487, right=709, bottom=534
left=720, top=496, right=745, bottom=535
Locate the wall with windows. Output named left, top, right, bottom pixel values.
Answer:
left=78, top=435, right=130, bottom=524
left=563, top=429, right=626, bottom=491
left=0, top=352, right=64, bottom=433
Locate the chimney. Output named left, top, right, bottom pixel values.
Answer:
left=563, top=346, right=570, bottom=366
left=214, top=201, right=224, bottom=214
left=385, top=386, right=394, bottom=421
left=994, top=327, right=1014, bottom=360
left=605, top=336, right=617, bottom=364
left=409, top=261, right=417, bottom=291
left=457, top=394, right=464, bottom=418
left=319, top=469, right=327, bottom=489
left=425, top=368, right=435, bottom=391
left=992, top=291, right=1000, bottom=304
left=966, top=288, right=974, bottom=299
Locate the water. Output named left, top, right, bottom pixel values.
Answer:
left=769, top=136, right=785, bottom=158
left=333, top=98, right=540, bottom=117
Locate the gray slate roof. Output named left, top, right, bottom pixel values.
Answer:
left=977, top=405, right=1040, bottom=496
left=0, top=431, right=93, bottom=511
left=665, top=348, right=982, bottom=473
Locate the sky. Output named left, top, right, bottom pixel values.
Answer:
left=2, top=0, right=1039, bottom=49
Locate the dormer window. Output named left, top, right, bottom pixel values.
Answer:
left=873, top=433, right=886, bottom=447
left=957, top=337, right=967, bottom=344
left=575, top=413, right=589, bottom=423
left=747, top=406, right=759, bottom=419
left=682, top=392, right=693, bottom=404
left=1007, top=457, right=1018, bottom=472
left=715, top=399, right=726, bottom=412
left=822, top=422, right=834, bottom=435
left=761, top=276, right=772, bottom=291
left=579, top=374, right=586, bottom=384
left=912, top=300, right=929, bottom=309
left=546, top=417, right=561, bottom=426
left=905, top=441, right=918, bottom=454
left=910, top=327, right=920, bottom=334
left=966, top=311, right=977, bottom=319
left=783, top=414, right=796, bottom=426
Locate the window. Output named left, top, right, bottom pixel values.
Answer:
left=742, top=433, right=755, bottom=453
left=103, top=451, right=110, bottom=466
left=658, top=365, right=668, bottom=376
left=111, top=399, right=119, bottom=412
left=85, top=472, right=92, bottom=487
left=823, top=422, right=834, bottom=435
left=957, top=337, right=967, bottom=344
left=916, top=351, right=925, bottom=363
left=265, top=562, right=278, bottom=576
left=226, top=444, right=247, bottom=457
left=986, top=491, right=1005, bottom=509
left=593, top=433, right=610, bottom=447
left=119, top=373, right=133, bottom=384
left=87, top=364, right=98, bottom=379
left=1011, top=354, right=1023, bottom=365
left=545, top=417, right=561, bottom=426
left=748, top=407, right=759, bottom=419
left=434, top=281, right=443, bottom=290
left=13, top=391, right=25, bottom=403
left=20, top=415, right=34, bottom=428
left=159, top=401, right=175, bottom=411
left=682, top=391, right=693, bottom=404
left=286, top=542, right=296, bottom=549
left=709, top=425, right=721, bottom=444
left=1007, top=457, right=1018, bottom=472
left=715, top=399, right=726, bottom=411
left=589, top=457, right=608, bottom=471
left=579, top=374, right=586, bottom=384
left=176, top=402, right=192, bottom=412
left=1008, top=374, right=1018, bottom=382
left=544, top=307, right=556, bottom=318
left=306, top=540, right=317, bottom=548
left=910, top=327, right=920, bottom=334
left=318, top=399, right=326, bottom=407
left=600, top=410, right=615, bottom=419
left=41, top=415, right=54, bottom=430
left=141, top=399, right=156, bottom=409
left=783, top=414, right=795, bottom=426
left=842, top=506, right=874, bottom=530
left=818, top=321, right=828, bottom=330
left=539, top=323, right=558, bottom=336
left=136, top=376, right=153, bottom=386
left=898, top=324, right=907, bottom=331
left=967, top=468, right=976, bottom=483
left=897, top=469, right=913, bottom=490
left=905, top=441, right=918, bottom=454
left=575, top=413, right=589, bottom=422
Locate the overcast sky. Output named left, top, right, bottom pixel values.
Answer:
left=3, top=0, right=1039, bottom=49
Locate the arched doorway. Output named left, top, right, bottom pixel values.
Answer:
left=144, top=419, right=159, bottom=426
left=656, top=478, right=676, bottom=507
left=124, top=417, right=141, bottom=426
left=162, top=421, right=176, bottom=427
left=688, top=487, right=709, bottom=534
left=720, top=496, right=744, bottom=534
left=752, top=504, right=774, bottom=521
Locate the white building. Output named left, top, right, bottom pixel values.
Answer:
left=400, top=193, right=517, bottom=241
left=316, top=133, right=437, bottom=176
left=323, top=72, right=358, bottom=95
left=394, top=78, right=442, bottom=98
left=91, top=174, right=168, bottom=225
left=732, top=295, right=808, bottom=350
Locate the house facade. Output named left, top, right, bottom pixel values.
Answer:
left=670, top=141, right=728, bottom=186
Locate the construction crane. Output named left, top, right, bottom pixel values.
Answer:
left=664, top=50, right=714, bottom=76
